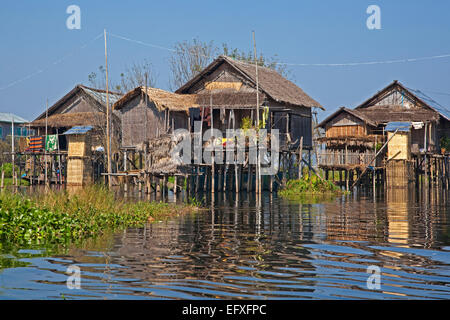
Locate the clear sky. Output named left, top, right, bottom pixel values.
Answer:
left=1, top=0, right=450, bottom=121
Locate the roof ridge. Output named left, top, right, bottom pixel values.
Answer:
left=221, top=55, right=278, bottom=73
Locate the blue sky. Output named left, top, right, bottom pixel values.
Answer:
left=1, top=0, right=450, bottom=121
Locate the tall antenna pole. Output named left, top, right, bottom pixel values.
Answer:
left=11, top=115, right=15, bottom=186
left=145, top=73, right=148, bottom=142
left=45, top=99, right=48, bottom=187
left=104, top=29, right=112, bottom=188
left=253, top=31, right=261, bottom=196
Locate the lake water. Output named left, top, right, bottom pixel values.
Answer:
left=1, top=187, right=449, bottom=299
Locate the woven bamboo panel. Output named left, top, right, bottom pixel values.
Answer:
left=326, top=125, right=366, bottom=137
left=387, top=132, right=410, bottom=160
left=66, top=135, right=93, bottom=186
left=68, top=135, right=87, bottom=157
left=205, top=81, right=242, bottom=91
left=67, top=158, right=92, bottom=186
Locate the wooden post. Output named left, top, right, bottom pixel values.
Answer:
left=174, top=175, right=178, bottom=195
left=33, top=155, right=36, bottom=186
left=308, top=150, right=311, bottom=177
left=104, top=29, right=112, bottom=188
left=424, top=123, right=428, bottom=188
left=270, top=173, right=273, bottom=193
left=345, top=169, right=349, bottom=192
left=235, top=163, right=239, bottom=193
left=223, top=163, right=228, bottom=191
left=194, top=165, right=199, bottom=193
left=211, top=152, right=215, bottom=194
left=248, top=164, right=253, bottom=192
left=163, top=175, right=167, bottom=197
left=218, top=165, right=223, bottom=192
left=253, top=31, right=261, bottom=196
left=1, top=170, right=4, bottom=189
left=298, top=136, right=303, bottom=179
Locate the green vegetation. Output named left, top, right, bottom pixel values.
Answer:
left=2, top=178, right=30, bottom=186
left=0, top=185, right=197, bottom=245
left=0, top=163, right=18, bottom=178
left=279, top=173, right=345, bottom=200
left=440, top=136, right=450, bottom=151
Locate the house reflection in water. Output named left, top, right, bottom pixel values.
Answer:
left=324, top=187, right=447, bottom=249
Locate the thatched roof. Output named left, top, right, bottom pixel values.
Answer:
left=113, top=86, right=198, bottom=112
left=176, top=55, right=324, bottom=110
left=30, top=112, right=109, bottom=128
left=35, top=85, right=122, bottom=121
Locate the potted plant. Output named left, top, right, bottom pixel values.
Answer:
left=440, top=136, right=449, bottom=154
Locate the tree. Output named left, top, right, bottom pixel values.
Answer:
left=88, top=65, right=107, bottom=91
left=168, top=38, right=217, bottom=91
left=117, top=60, right=157, bottom=93
left=221, top=43, right=290, bottom=79
left=87, top=60, right=157, bottom=94
left=168, top=39, right=292, bottom=90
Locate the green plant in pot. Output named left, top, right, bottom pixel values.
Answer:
left=440, top=136, right=450, bottom=154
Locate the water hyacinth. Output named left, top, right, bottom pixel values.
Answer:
left=0, top=185, right=196, bottom=245
left=279, top=174, right=343, bottom=199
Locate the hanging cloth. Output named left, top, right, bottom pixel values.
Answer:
left=45, top=134, right=58, bottom=152
left=262, top=106, right=269, bottom=128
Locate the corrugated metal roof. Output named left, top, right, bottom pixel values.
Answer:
left=0, top=112, right=29, bottom=123
left=407, top=88, right=450, bottom=121
left=385, top=121, right=412, bottom=132
left=63, top=126, right=93, bottom=135
left=82, top=87, right=121, bottom=106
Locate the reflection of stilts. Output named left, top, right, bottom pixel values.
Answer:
left=386, top=187, right=411, bottom=246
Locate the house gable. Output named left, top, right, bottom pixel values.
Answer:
left=357, top=81, right=435, bottom=112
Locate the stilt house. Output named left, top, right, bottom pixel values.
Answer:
left=317, top=80, right=450, bottom=169
left=30, top=84, right=122, bottom=151
left=112, top=86, right=197, bottom=148
left=175, top=55, right=324, bottom=150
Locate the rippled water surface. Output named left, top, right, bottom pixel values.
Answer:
left=1, top=187, right=450, bottom=299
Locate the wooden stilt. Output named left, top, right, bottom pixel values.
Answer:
left=212, top=152, right=215, bottom=194
left=174, top=175, right=177, bottom=194
left=235, top=164, right=239, bottom=193
left=248, top=164, right=253, bottom=191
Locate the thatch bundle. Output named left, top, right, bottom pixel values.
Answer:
left=30, top=112, right=106, bottom=128
left=113, top=87, right=198, bottom=113
left=147, top=132, right=190, bottom=174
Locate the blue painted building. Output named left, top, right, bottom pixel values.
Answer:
left=0, top=112, right=31, bottom=140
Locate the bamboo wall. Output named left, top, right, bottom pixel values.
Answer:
left=66, top=134, right=93, bottom=186
left=387, top=131, right=411, bottom=160
left=119, top=95, right=189, bottom=147
left=326, top=125, right=366, bottom=137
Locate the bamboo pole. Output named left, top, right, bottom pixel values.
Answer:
left=44, top=99, right=49, bottom=188
left=11, top=116, right=15, bottom=189
left=424, top=123, right=428, bottom=187
left=253, top=31, right=261, bottom=196
left=351, top=128, right=399, bottom=189
left=298, top=136, right=303, bottom=179
left=104, top=29, right=112, bottom=188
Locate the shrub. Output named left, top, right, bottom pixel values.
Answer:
left=0, top=163, right=19, bottom=178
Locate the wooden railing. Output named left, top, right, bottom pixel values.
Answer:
left=317, top=150, right=377, bottom=167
